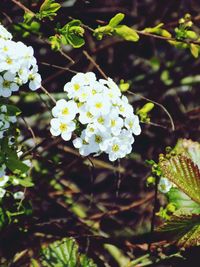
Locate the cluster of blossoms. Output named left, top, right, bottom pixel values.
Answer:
left=50, top=72, right=141, bottom=161
left=0, top=105, right=16, bottom=139
left=0, top=24, right=41, bottom=97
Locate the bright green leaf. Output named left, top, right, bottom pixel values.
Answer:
left=108, top=13, right=125, bottom=27
left=114, top=25, right=139, bottom=42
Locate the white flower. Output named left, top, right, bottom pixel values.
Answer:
left=0, top=188, right=6, bottom=198
left=158, top=177, right=173, bottom=193
left=105, top=136, right=128, bottom=161
left=108, top=112, right=123, bottom=136
left=93, top=114, right=110, bottom=132
left=29, top=72, right=41, bottom=91
left=73, top=131, right=93, bottom=156
left=13, top=191, right=25, bottom=200
left=86, top=130, right=111, bottom=153
left=0, top=175, right=9, bottom=187
left=0, top=72, right=19, bottom=97
left=50, top=118, right=75, bottom=141
left=87, top=94, right=111, bottom=116
left=117, top=96, right=133, bottom=117
left=125, top=114, right=141, bottom=135
left=52, top=99, right=78, bottom=121
left=0, top=24, right=12, bottom=40
left=79, top=104, right=94, bottom=124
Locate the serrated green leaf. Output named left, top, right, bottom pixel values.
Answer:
left=158, top=211, right=200, bottom=247
left=108, top=13, right=125, bottom=27
left=114, top=25, right=139, bottom=42
left=41, top=238, right=97, bottom=267
left=159, top=155, right=200, bottom=204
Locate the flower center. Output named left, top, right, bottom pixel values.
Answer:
left=59, top=123, right=67, bottom=132
left=3, top=80, right=11, bottom=88
left=95, top=102, right=102, bottom=109
left=95, top=135, right=102, bottom=143
left=73, top=83, right=80, bottom=91
left=112, top=144, right=119, bottom=152
left=111, top=120, right=116, bottom=127
left=62, top=107, right=69, bottom=115
left=97, top=116, right=104, bottom=124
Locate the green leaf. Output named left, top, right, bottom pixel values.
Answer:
left=168, top=188, right=200, bottom=214
left=190, top=43, right=199, bottom=58
left=59, top=20, right=85, bottom=48
left=39, top=0, right=61, bottom=20
left=67, top=33, right=85, bottom=48
left=41, top=238, right=97, bottom=267
left=49, top=35, right=61, bottom=50
left=114, top=25, right=139, bottom=42
left=108, top=13, right=125, bottom=27
left=158, top=211, right=200, bottom=247
left=159, top=155, right=200, bottom=205
left=144, top=23, right=172, bottom=38
left=6, top=158, right=29, bottom=173
left=6, top=104, right=21, bottom=116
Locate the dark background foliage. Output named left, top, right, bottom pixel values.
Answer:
left=0, top=0, right=200, bottom=266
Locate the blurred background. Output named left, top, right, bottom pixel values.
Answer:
left=0, top=0, right=200, bottom=266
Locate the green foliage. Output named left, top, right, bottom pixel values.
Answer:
left=137, top=102, right=155, bottom=123
left=143, top=23, right=172, bottom=38
left=159, top=155, right=200, bottom=205
left=157, top=139, right=200, bottom=247
left=13, top=12, right=41, bottom=38
left=37, top=0, right=61, bottom=20
left=159, top=211, right=200, bottom=248
left=168, top=188, right=200, bottom=214
left=49, top=20, right=85, bottom=50
left=38, top=238, right=97, bottom=267
left=94, top=13, right=139, bottom=42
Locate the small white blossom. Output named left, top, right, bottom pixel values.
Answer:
left=0, top=175, right=9, bottom=187
left=50, top=118, right=75, bottom=141
left=52, top=99, right=78, bottom=121
left=13, top=191, right=25, bottom=200
left=158, top=177, right=173, bottom=193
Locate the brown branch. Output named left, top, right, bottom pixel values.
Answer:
left=83, top=50, right=108, bottom=79
left=89, top=192, right=154, bottom=220
left=127, top=91, right=175, bottom=131
left=40, top=85, right=56, bottom=104
left=11, top=0, right=35, bottom=15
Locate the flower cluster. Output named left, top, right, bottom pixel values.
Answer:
left=0, top=105, right=16, bottom=139
left=50, top=72, right=141, bottom=161
left=0, top=24, right=41, bottom=97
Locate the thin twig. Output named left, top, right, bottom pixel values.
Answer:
left=11, top=0, right=34, bottom=15
left=40, top=61, right=78, bottom=74
left=127, top=91, right=175, bottom=131
left=40, top=85, right=56, bottom=104
left=83, top=50, right=108, bottom=79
